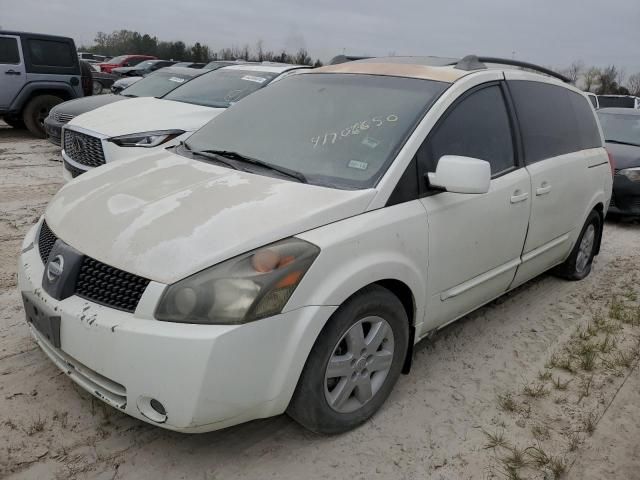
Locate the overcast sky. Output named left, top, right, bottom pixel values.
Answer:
left=2, top=0, right=639, bottom=75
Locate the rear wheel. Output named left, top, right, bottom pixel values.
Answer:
left=555, top=210, right=601, bottom=281
left=92, top=80, right=104, bottom=95
left=22, top=95, right=64, bottom=138
left=287, top=285, right=409, bottom=434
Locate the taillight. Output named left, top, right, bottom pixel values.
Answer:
left=606, top=149, right=616, bottom=177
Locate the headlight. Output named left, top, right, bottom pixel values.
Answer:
left=619, top=167, right=640, bottom=182
left=155, top=238, right=320, bottom=324
left=108, top=129, right=185, bottom=148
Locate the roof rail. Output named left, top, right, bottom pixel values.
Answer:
left=329, top=55, right=373, bottom=65
left=452, top=55, right=571, bottom=83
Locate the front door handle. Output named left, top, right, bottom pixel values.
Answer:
left=536, top=182, right=552, bottom=196
left=5, top=69, right=21, bottom=75
left=510, top=190, right=529, bottom=204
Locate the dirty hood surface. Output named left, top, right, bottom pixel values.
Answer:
left=67, top=97, right=223, bottom=137
left=44, top=152, right=375, bottom=284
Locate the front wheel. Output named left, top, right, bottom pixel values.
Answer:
left=287, top=285, right=409, bottom=434
left=22, top=95, right=64, bottom=138
left=555, top=210, right=601, bottom=281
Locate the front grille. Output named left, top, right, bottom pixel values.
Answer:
left=37, top=221, right=149, bottom=313
left=63, top=130, right=106, bottom=168
left=63, top=159, right=86, bottom=178
left=53, top=112, right=75, bottom=124
left=38, top=221, right=57, bottom=263
left=75, top=257, right=150, bottom=313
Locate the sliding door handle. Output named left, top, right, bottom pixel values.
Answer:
left=536, top=183, right=552, bottom=196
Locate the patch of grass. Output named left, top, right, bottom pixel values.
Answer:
left=538, top=370, right=552, bottom=381
left=609, top=296, right=626, bottom=320
left=495, top=464, right=524, bottom=480
left=566, top=431, right=582, bottom=452
left=531, top=424, right=550, bottom=441
left=612, top=349, right=637, bottom=369
left=557, top=355, right=577, bottom=374
left=52, top=410, right=69, bottom=429
left=597, top=334, right=617, bottom=354
left=579, top=349, right=598, bottom=371
left=578, top=376, right=593, bottom=401
left=524, top=445, right=550, bottom=467
left=25, top=416, right=46, bottom=435
left=552, top=376, right=571, bottom=390
left=522, top=382, right=549, bottom=398
left=482, top=428, right=510, bottom=450
left=545, top=352, right=560, bottom=369
left=549, top=455, right=567, bottom=478
left=502, top=446, right=529, bottom=470
left=497, top=392, right=518, bottom=413
left=4, top=419, right=17, bottom=430
left=582, top=411, right=598, bottom=435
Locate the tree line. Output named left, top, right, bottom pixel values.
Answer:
left=81, top=30, right=323, bottom=67
left=559, top=61, right=640, bottom=96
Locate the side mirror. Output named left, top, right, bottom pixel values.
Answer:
left=427, top=155, right=491, bottom=194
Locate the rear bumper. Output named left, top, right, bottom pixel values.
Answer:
left=610, top=175, right=640, bottom=215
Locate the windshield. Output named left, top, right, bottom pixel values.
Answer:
left=598, top=112, right=640, bottom=147
left=134, top=60, right=155, bottom=70
left=164, top=68, right=278, bottom=108
left=120, top=70, right=198, bottom=98
left=106, top=55, right=128, bottom=65
left=185, top=73, right=448, bottom=189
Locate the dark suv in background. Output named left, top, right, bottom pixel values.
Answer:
left=0, top=31, right=86, bottom=137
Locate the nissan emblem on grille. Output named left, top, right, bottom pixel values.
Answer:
left=46, top=255, right=64, bottom=282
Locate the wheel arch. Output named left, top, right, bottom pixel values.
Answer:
left=10, top=83, right=76, bottom=113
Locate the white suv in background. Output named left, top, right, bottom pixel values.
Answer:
left=60, top=63, right=308, bottom=180
left=19, top=56, right=612, bottom=434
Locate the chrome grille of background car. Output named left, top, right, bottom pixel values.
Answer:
left=63, top=130, right=106, bottom=168
left=63, top=159, right=86, bottom=178
left=37, top=222, right=150, bottom=313
left=53, top=112, right=75, bottom=124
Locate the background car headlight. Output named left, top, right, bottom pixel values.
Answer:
left=619, top=167, right=640, bottom=182
left=108, top=129, right=185, bottom=148
left=155, top=238, right=320, bottom=324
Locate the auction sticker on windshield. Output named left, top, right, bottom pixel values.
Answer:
left=169, top=77, right=186, bottom=83
left=242, top=75, right=267, bottom=84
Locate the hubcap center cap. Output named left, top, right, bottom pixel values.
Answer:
left=354, top=357, right=367, bottom=373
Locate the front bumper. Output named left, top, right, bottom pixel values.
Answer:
left=18, top=223, right=335, bottom=432
left=610, top=174, right=640, bottom=215
left=44, top=117, right=62, bottom=146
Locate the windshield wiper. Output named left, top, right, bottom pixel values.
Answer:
left=606, top=139, right=640, bottom=148
left=180, top=143, right=240, bottom=170
left=197, top=149, right=307, bottom=183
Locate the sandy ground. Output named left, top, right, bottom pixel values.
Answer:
left=1, top=120, right=639, bottom=480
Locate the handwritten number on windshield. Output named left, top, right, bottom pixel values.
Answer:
left=312, top=115, right=399, bottom=148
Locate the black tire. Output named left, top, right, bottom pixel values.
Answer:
left=554, top=210, right=601, bottom=281
left=22, top=95, right=64, bottom=138
left=3, top=116, right=25, bottom=129
left=287, top=285, right=409, bottom=434
left=92, top=80, right=104, bottom=95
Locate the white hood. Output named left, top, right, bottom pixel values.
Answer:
left=45, top=151, right=375, bottom=284
left=67, top=97, right=224, bottom=137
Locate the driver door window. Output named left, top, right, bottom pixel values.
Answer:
left=417, top=84, right=516, bottom=179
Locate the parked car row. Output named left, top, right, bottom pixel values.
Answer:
left=17, top=48, right=618, bottom=436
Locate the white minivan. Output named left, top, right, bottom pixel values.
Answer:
left=19, top=56, right=612, bottom=434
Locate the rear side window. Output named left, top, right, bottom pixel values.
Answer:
left=419, top=84, right=515, bottom=175
left=27, top=39, right=74, bottom=67
left=509, top=81, right=600, bottom=163
left=0, top=37, right=20, bottom=64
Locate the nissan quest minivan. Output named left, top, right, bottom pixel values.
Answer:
left=19, top=56, right=612, bottom=434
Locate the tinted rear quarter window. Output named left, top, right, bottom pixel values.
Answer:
left=27, top=39, right=74, bottom=67
left=0, top=37, right=20, bottom=64
left=509, top=81, right=601, bottom=163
